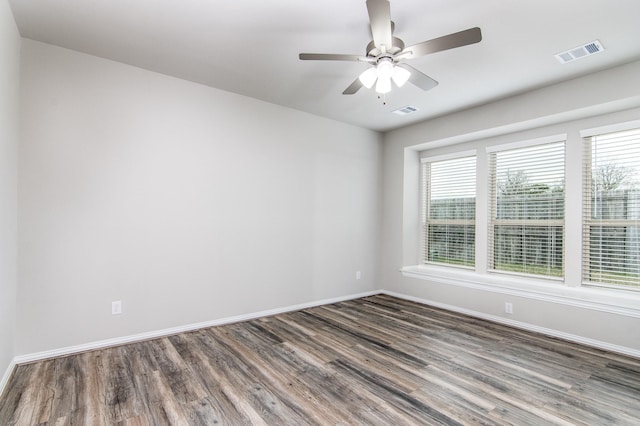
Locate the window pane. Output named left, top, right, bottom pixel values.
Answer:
left=430, top=158, right=476, bottom=201
left=584, top=128, right=640, bottom=289
left=422, top=155, right=476, bottom=268
left=593, top=190, right=637, bottom=220
left=493, top=225, right=564, bottom=277
left=427, top=224, right=475, bottom=266
left=497, top=192, right=564, bottom=220
left=430, top=197, right=475, bottom=220
left=587, top=225, right=640, bottom=287
left=489, top=140, right=565, bottom=278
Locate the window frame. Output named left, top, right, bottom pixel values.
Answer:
left=420, top=150, right=477, bottom=270
left=581, top=123, right=640, bottom=290
left=486, top=135, right=567, bottom=280
left=402, top=117, right=640, bottom=322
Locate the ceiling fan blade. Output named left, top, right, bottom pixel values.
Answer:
left=402, top=27, right=482, bottom=58
left=366, top=0, right=393, bottom=51
left=299, top=53, right=368, bottom=62
left=398, top=64, right=438, bottom=91
left=342, top=78, right=363, bottom=95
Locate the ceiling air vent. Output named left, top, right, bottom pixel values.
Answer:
left=554, top=40, right=604, bottom=64
left=392, top=105, right=419, bottom=116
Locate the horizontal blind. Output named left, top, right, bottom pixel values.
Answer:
left=422, top=155, right=476, bottom=268
left=583, top=128, right=640, bottom=289
left=488, top=141, right=565, bottom=278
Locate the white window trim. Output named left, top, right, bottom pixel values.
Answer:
left=485, top=133, right=567, bottom=153
left=421, top=149, right=477, bottom=164
left=580, top=119, right=640, bottom=139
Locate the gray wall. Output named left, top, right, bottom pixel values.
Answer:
left=6, top=13, right=640, bottom=363
left=381, top=61, right=640, bottom=352
left=0, top=0, right=20, bottom=384
left=17, top=39, right=382, bottom=355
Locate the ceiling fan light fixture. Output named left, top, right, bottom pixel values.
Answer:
left=376, top=58, right=394, bottom=80
left=299, top=1, right=482, bottom=97
left=359, top=67, right=378, bottom=88
left=375, top=76, right=392, bottom=94
left=391, top=66, right=410, bottom=87
left=373, top=58, right=394, bottom=93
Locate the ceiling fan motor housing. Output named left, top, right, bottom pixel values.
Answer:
left=366, top=36, right=405, bottom=57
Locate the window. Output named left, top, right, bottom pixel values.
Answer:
left=421, top=153, right=476, bottom=268
left=488, top=138, right=565, bottom=278
left=583, top=127, right=640, bottom=289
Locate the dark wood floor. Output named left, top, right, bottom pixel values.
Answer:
left=1, top=295, right=639, bottom=425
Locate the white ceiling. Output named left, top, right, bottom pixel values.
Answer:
left=9, top=0, right=640, bottom=132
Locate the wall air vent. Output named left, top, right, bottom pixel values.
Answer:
left=392, top=105, right=419, bottom=116
left=554, top=40, right=604, bottom=64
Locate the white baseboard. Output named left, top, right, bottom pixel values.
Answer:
left=380, top=290, right=640, bottom=359
left=0, top=358, right=16, bottom=400
left=13, top=290, right=381, bottom=365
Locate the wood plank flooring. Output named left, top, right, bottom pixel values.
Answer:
left=1, top=294, right=639, bottom=425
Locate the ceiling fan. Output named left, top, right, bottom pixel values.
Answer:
left=299, top=0, right=482, bottom=95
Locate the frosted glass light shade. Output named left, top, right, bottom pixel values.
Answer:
left=376, top=60, right=394, bottom=80
left=360, top=59, right=409, bottom=94
left=358, top=67, right=377, bottom=88
left=376, top=76, right=391, bottom=94
left=391, top=66, right=411, bottom=87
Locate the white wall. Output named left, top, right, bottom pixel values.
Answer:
left=382, top=60, right=640, bottom=353
left=17, top=39, right=382, bottom=355
left=0, top=0, right=20, bottom=385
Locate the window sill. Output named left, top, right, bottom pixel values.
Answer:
left=400, top=265, right=640, bottom=318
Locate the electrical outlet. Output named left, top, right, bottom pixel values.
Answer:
left=356, top=271, right=362, bottom=280
left=112, top=300, right=122, bottom=315
left=505, top=302, right=513, bottom=315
